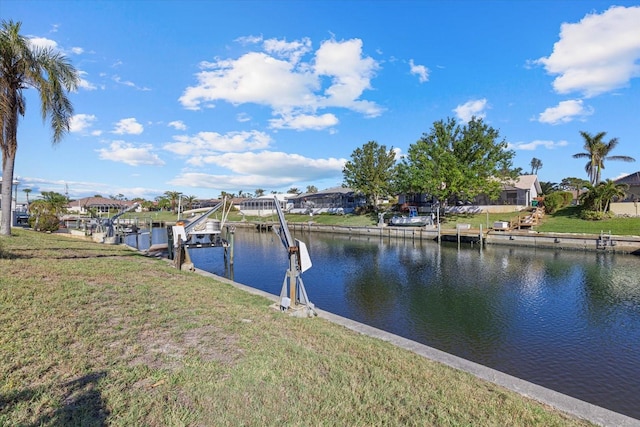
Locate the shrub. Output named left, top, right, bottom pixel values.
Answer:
left=559, top=191, right=574, bottom=206
left=542, top=191, right=573, bottom=214
left=29, top=213, right=60, bottom=232
left=542, top=192, right=564, bottom=214
left=579, top=210, right=613, bottom=221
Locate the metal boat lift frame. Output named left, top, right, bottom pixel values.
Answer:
left=272, top=196, right=314, bottom=313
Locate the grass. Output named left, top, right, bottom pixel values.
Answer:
left=0, top=229, right=595, bottom=426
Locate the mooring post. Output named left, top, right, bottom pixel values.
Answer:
left=229, top=226, right=235, bottom=265
left=174, top=235, right=183, bottom=269
left=148, top=218, right=152, bottom=249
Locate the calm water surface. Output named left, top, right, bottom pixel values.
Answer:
left=131, top=227, right=640, bottom=419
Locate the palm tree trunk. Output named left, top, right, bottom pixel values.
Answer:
left=1, top=154, right=16, bottom=235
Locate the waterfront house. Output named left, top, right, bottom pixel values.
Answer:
left=287, top=187, right=367, bottom=214
left=397, top=175, right=542, bottom=214
left=239, top=194, right=294, bottom=217
left=66, top=197, right=140, bottom=216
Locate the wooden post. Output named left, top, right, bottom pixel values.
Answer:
left=229, top=228, right=235, bottom=265
left=174, top=235, right=183, bottom=269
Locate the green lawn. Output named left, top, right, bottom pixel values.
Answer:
left=0, top=229, right=594, bottom=426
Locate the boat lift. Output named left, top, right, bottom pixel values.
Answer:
left=170, top=198, right=234, bottom=268
left=99, top=202, right=140, bottom=242
left=272, top=196, right=316, bottom=316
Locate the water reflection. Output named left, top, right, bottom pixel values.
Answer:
left=127, top=227, right=640, bottom=419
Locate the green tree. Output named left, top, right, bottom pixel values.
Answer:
left=40, top=191, right=68, bottom=215
left=183, top=195, right=197, bottom=210
left=539, top=181, right=558, bottom=195
left=560, top=177, right=590, bottom=193
left=580, top=180, right=628, bottom=214
left=164, top=191, right=182, bottom=214
left=0, top=20, right=79, bottom=235
left=287, top=187, right=301, bottom=195
left=572, top=131, right=635, bottom=185
left=530, top=157, right=542, bottom=175
left=27, top=191, right=68, bottom=231
left=343, top=140, right=396, bottom=208
left=254, top=188, right=265, bottom=197
left=395, top=117, right=515, bottom=205
left=154, top=195, right=170, bottom=211
left=306, top=185, right=318, bottom=193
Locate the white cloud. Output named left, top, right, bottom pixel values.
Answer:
left=28, top=36, right=58, bottom=50
left=70, top=47, right=84, bottom=54
left=454, top=98, right=488, bottom=122
left=263, top=37, right=312, bottom=64
left=314, top=39, right=381, bottom=116
left=163, top=130, right=272, bottom=157
left=269, top=113, right=338, bottom=131
left=168, top=120, right=187, bottom=131
left=77, top=70, right=97, bottom=91
left=169, top=151, right=345, bottom=189
left=112, top=118, right=144, bottom=135
left=535, top=5, right=640, bottom=97
left=113, top=75, right=151, bottom=91
left=508, top=140, right=569, bottom=151
left=197, top=151, right=344, bottom=176
left=236, top=112, right=251, bottom=123
left=409, top=59, right=429, bottom=83
left=97, top=141, right=165, bottom=166
left=537, top=99, right=594, bottom=124
left=69, top=114, right=97, bottom=133
left=179, top=37, right=382, bottom=125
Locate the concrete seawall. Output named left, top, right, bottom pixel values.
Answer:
left=233, top=221, right=640, bottom=255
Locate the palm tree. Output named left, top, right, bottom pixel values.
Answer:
left=1, top=20, right=78, bottom=235
left=164, top=191, right=182, bottom=214
left=22, top=187, right=31, bottom=206
left=572, top=131, right=635, bottom=185
left=539, top=181, right=558, bottom=195
left=183, top=195, right=197, bottom=210
left=530, top=157, right=542, bottom=175
left=580, top=180, right=628, bottom=213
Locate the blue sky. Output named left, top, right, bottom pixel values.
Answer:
left=4, top=0, right=640, bottom=202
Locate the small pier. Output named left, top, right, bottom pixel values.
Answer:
left=255, top=222, right=273, bottom=232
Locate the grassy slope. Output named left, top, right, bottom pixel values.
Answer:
left=0, top=229, right=593, bottom=426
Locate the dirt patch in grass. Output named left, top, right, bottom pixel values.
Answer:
left=128, top=325, right=242, bottom=371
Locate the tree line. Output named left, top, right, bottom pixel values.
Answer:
left=342, top=120, right=635, bottom=218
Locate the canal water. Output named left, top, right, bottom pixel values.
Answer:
left=128, top=226, right=640, bottom=419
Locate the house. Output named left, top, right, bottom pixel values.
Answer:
left=610, top=171, right=640, bottom=217
left=287, top=187, right=367, bottom=214
left=66, top=197, right=140, bottom=216
left=397, top=175, right=542, bottom=214
left=614, top=171, right=640, bottom=201
left=476, top=174, right=541, bottom=207
left=239, top=194, right=294, bottom=217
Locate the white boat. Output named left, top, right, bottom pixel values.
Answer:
left=391, top=206, right=433, bottom=227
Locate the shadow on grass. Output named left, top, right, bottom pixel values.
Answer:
left=1, top=248, right=141, bottom=260
left=0, top=371, right=109, bottom=426
left=549, top=206, right=583, bottom=219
